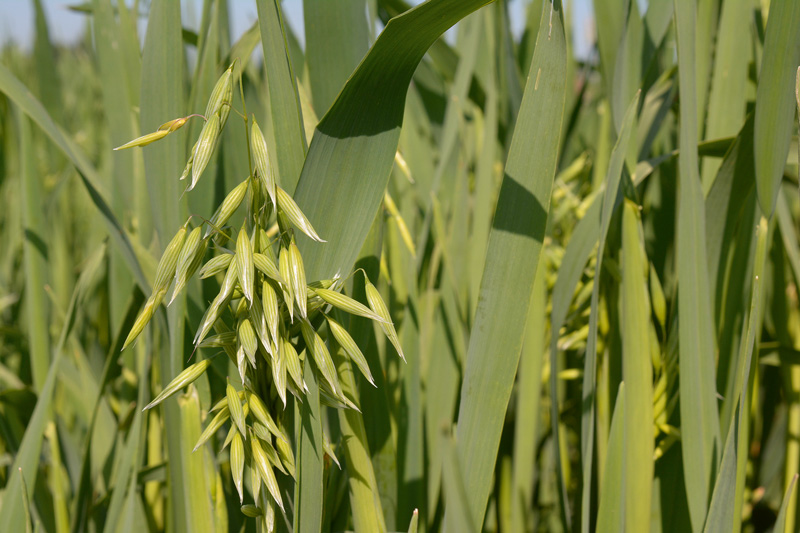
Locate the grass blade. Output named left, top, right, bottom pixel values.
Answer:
left=595, top=383, right=626, bottom=533
left=754, top=0, right=800, bottom=216
left=580, top=91, right=639, bottom=533
left=304, top=0, right=370, bottom=115
left=446, top=1, right=566, bottom=529
left=15, top=107, right=50, bottom=392
left=674, top=2, right=722, bottom=528
left=775, top=474, right=800, bottom=533
left=291, top=0, right=494, bottom=282
left=256, top=0, right=308, bottom=194
left=620, top=199, right=654, bottom=532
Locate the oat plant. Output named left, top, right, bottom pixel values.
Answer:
left=114, top=63, right=405, bottom=523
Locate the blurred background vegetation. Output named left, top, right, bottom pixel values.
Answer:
left=2, top=0, right=800, bottom=532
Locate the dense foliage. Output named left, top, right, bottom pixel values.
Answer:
left=2, top=0, right=800, bottom=532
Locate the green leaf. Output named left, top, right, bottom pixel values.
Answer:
left=774, top=474, right=799, bottom=533
left=621, top=200, right=654, bottom=532
left=580, top=91, right=639, bottom=533
left=294, top=361, right=324, bottom=533
left=291, top=0, right=495, bottom=282
left=674, top=2, right=722, bottom=529
left=700, top=0, right=750, bottom=193
left=596, top=383, right=626, bottom=533
left=304, top=0, right=370, bottom=115
left=510, top=257, right=547, bottom=533
left=754, top=0, right=800, bottom=216
left=445, top=1, right=566, bottom=529
left=15, top=108, right=50, bottom=392
left=704, top=216, right=768, bottom=533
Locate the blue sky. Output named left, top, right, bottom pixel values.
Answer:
left=0, top=0, right=596, bottom=59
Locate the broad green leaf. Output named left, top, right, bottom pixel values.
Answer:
left=15, top=108, right=50, bottom=392
left=705, top=216, right=768, bottom=533
left=304, top=0, right=369, bottom=115
left=700, top=0, right=750, bottom=193
left=611, top=1, right=642, bottom=133
left=775, top=474, right=799, bottom=533
left=291, top=0, right=495, bottom=282
left=754, top=0, right=800, bottom=216
left=441, top=429, right=477, bottom=533
left=596, top=383, right=626, bottom=533
left=139, top=4, right=205, bottom=533
left=334, top=328, right=387, bottom=533
left=621, top=199, right=654, bottom=533
left=581, top=91, right=639, bottom=533
left=674, top=2, right=722, bottom=529
left=294, top=361, right=324, bottom=533
left=510, top=256, right=547, bottom=533
left=592, top=0, right=625, bottom=98
left=446, top=1, right=566, bottom=529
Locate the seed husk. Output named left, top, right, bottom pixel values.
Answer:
left=323, top=431, right=341, bottom=469
left=283, top=338, right=306, bottom=393
left=153, top=224, right=188, bottom=294
left=143, top=358, right=213, bottom=411
left=194, top=262, right=238, bottom=345
left=384, top=191, right=416, bottom=257
left=249, top=466, right=262, bottom=507
left=236, top=226, right=255, bottom=306
left=271, top=346, right=287, bottom=407
left=275, top=186, right=325, bottom=242
left=248, top=296, right=273, bottom=356
left=300, top=319, right=341, bottom=396
left=254, top=252, right=286, bottom=285
left=250, top=118, right=277, bottom=208
left=190, top=113, right=220, bottom=191
left=122, top=291, right=163, bottom=350
left=231, top=432, right=245, bottom=503
left=251, top=437, right=284, bottom=511
left=318, top=381, right=360, bottom=411
left=179, top=149, right=194, bottom=181
left=262, top=281, right=280, bottom=352
left=222, top=423, right=237, bottom=450
left=312, top=287, right=386, bottom=323
left=251, top=421, right=272, bottom=444
left=247, top=391, right=287, bottom=443
left=227, top=381, right=247, bottom=437
left=157, top=116, right=189, bottom=132
left=240, top=504, right=262, bottom=518
left=212, top=321, right=239, bottom=363
left=170, top=227, right=206, bottom=305
left=274, top=430, right=296, bottom=478
left=113, top=129, right=170, bottom=150
left=198, top=331, right=237, bottom=349
left=210, top=389, right=245, bottom=412
left=260, top=438, right=287, bottom=475
left=365, top=277, right=406, bottom=362
left=238, top=318, right=258, bottom=365
left=237, top=345, right=248, bottom=384
left=326, top=315, right=375, bottom=386
left=193, top=405, right=230, bottom=452
left=288, top=241, right=307, bottom=318
left=205, top=178, right=249, bottom=238
left=198, top=253, right=233, bottom=279
left=279, top=246, right=294, bottom=321
left=205, top=65, right=233, bottom=122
